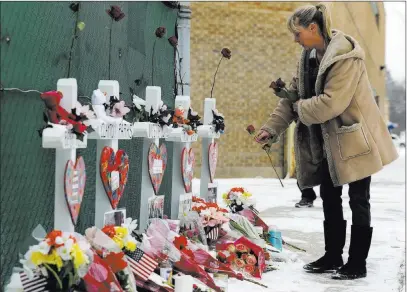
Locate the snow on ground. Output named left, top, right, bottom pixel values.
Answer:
left=192, top=148, right=406, bottom=292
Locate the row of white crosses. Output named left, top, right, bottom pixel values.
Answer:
left=42, top=79, right=220, bottom=232
left=42, top=78, right=221, bottom=291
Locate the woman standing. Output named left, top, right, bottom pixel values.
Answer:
left=255, top=3, right=398, bottom=280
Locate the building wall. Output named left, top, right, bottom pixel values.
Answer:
left=190, top=2, right=387, bottom=180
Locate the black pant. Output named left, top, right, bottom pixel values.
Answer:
left=319, top=159, right=371, bottom=226
left=299, top=182, right=317, bottom=201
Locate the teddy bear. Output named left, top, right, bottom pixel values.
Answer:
left=40, top=90, right=87, bottom=134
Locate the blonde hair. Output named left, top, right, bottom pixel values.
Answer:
left=287, top=3, right=332, bottom=41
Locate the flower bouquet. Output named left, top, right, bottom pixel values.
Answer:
left=142, top=219, right=223, bottom=292
left=86, top=220, right=138, bottom=292
left=18, top=229, right=92, bottom=291
left=216, top=236, right=266, bottom=279
left=191, top=197, right=229, bottom=245
left=179, top=211, right=208, bottom=245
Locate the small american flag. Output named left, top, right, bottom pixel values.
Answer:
left=19, top=271, right=49, bottom=292
left=126, top=248, right=158, bottom=282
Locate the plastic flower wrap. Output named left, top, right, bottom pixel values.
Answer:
left=17, top=228, right=92, bottom=291
left=179, top=211, right=208, bottom=245
left=216, top=237, right=266, bottom=279
left=222, top=187, right=256, bottom=213
left=142, top=219, right=222, bottom=292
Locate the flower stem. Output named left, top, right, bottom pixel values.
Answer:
left=43, top=263, right=63, bottom=290
left=176, top=48, right=184, bottom=95
left=108, top=18, right=113, bottom=79
left=152, top=39, right=157, bottom=86
left=67, top=11, right=80, bottom=78
left=210, top=56, right=223, bottom=98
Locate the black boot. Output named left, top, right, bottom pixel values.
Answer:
left=332, top=225, right=373, bottom=280
left=304, top=220, right=346, bottom=273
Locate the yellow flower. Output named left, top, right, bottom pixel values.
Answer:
left=242, top=192, right=252, bottom=198
left=112, top=237, right=124, bottom=249
left=222, top=193, right=228, bottom=200
left=31, top=250, right=63, bottom=271
left=126, top=241, right=136, bottom=252
left=114, top=227, right=128, bottom=238
left=70, top=243, right=87, bottom=270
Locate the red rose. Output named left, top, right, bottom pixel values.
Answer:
left=244, top=264, right=255, bottom=274
left=155, top=26, right=166, bottom=38
left=235, top=243, right=248, bottom=253
left=221, top=48, right=232, bottom=59
left=168, top=36, right=178, bottom=47
left=246, top=125, right=256, bottom=135
left=234, top=258, right=245, bottom=268
left=246, top=254, right=257, bottom=265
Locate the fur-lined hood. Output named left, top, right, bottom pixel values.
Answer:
left=298, top=29, right=365, bottom=98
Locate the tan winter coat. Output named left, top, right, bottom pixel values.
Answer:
left=261, top=30, right=398, bottom=189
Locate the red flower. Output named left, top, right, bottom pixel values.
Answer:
left=235, top=243, right=248, bottom=253
left=226, top=253, right=236, bottom=263
left=46, top=230, right=62, bottom=246
left=221, top=48, right=232, bottom=59
left=103, top=252, right=128, bottom=273
left=246, top=125, right=256, bottom=135
left=102, top=225, right=116, bottom=238
left=244, top=264, right=255, bottom=274
left=168, top=36, right=178, bottom=47
left=241, top=254, right=248, bottom=261
left=183, top=248, right=195, bottom=260
left=173, top=235, right=188, bottom=250
left=234, top=258, right=245, bottom=268
left=106, top=5, right=125, bottom=21
left=155, top=26, right=166, bottom=38
left=246, top=254, right=257, bottom=265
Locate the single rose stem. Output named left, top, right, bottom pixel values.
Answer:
left=176, top=48, right=184, bottom=95
left=152, top=38, right=157, bottom=86
left=67, top=10, right=80, bottom=78
left=108, top=18, right=113, bottom=79
left=210, top=56, right=223, bottom=98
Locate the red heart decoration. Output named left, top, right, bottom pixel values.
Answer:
left=148, top=143, right=168, bottom=195
left=181, top=148, right=195, bottom=193
left=64, top=156, right=86, bottom=225
left=208, top=142, right=218, bottom=182
left=100, top=147, right=129, bottom=209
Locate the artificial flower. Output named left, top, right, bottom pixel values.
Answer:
left=110, top=100, right=130, bottom=117
left=173, top=235, right=188, bottom=250
left=71, top=243, right=88, bottom=270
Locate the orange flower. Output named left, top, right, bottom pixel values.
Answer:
left=46, top=230, right=62, bottom=246
left=102, top=225, right=116, bottom=238
left=231, top=187, right=245, bottom=193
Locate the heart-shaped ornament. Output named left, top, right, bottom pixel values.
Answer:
left=64, top=156, right=86, bottom=225
left=148, top=143, right=168, bottom=195
left=181, top=148, right=195, bottom=193
left=100, top=147, right=129, bottom=209
left=208, top=142, right=218, bottom=182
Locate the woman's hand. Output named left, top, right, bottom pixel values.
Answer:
left=254, top=130, right=272, bottom=144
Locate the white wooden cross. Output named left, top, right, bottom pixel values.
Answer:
left=88, top=80, right=133, bottom=229
left=42, top=78, right=87, bottom=232
left=132, top=86, right=168, bottom=231
left=198, top=98, right=220, bottom=201
left=165, top=95, right=198, bottom=219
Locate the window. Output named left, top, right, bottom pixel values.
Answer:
left=370, top=2, right=380, bottom=27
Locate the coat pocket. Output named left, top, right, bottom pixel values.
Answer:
left=336, top=123, right=371, bottom=160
